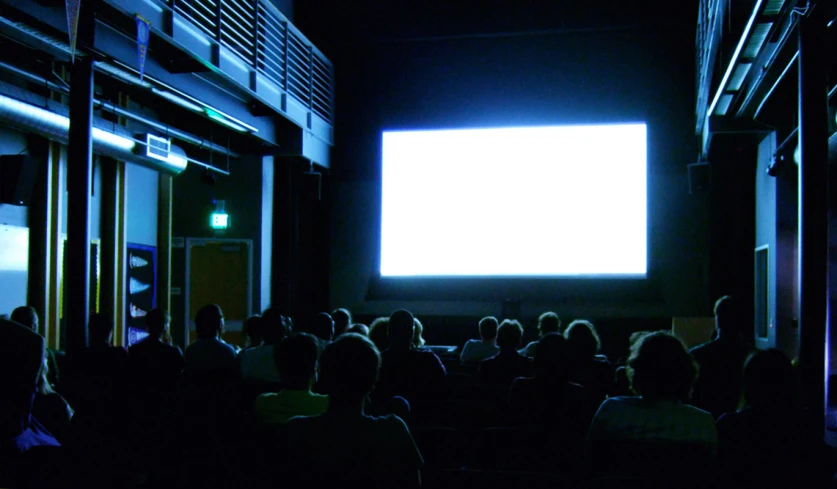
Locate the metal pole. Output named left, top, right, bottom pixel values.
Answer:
left=797, top=7, right=829, bottom=435
left=66, top=56, right=94, bottom=357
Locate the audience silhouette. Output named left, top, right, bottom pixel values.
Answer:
left=255, top=332, right=327, bottom=424
left=690, top=296, right=754, bottom=418
left=460, top=316, right=500, bottom=364
left=519, top=311, right=561, bottom=357
left=284, top=333, right=424, bottom=488
left=479, top=319, right=533, bottom=386
left=331, top=308, right=352, bottom=337
left=3, top=297, right=835, bottom=488
left=376, top=310, right=447, bottom=405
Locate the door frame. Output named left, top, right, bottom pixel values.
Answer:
left=184, top=237, right=253, bottom=340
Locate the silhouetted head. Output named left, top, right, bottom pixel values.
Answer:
left=331, top=308, right=352, bottom=336
left=743, top=348, right=795, bottom=408
left=714, top=296, right=743, bottom=338
left=478, top=316, right=499, bottom=342
left=319, top=333, right=381, bottom=401
left=565, top=319, right=601, bottom=359
left=412, top=318, right=426, bottom=349
left=11, top=306, right=38, bottom=333
left=347, top=323, right=369, bottom=336
left=496, top=319, right=524, bottom=351
left=89, top=313, right=115, bottom=345
left=243, top=315, right=263, bottom=348
left=261, top=307, right=290, bottom=345
left=146, top=308, right=171, bottom=339
left=533, top=332, right=570, bottom=381
left=388, top=309, right=415, bottom=350
left=628, top=331, right=697, bottom=402
left=276, top=333, right=320, bottom=390
left=195, top=304, right=224, bottom=339
left=368, top=317, right=389, bottom=352
left=538, top=311, right=562, bottom=336
left=311, top=312, right=335, bottom=342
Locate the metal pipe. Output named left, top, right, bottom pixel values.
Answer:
left=66, top=57, right=94, bottom=357
left=0, top=60, right=239, bottom=159
left=797, top=7, right=829, bottom=435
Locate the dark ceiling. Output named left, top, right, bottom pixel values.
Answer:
left=297, top=0, right=699, bottom=53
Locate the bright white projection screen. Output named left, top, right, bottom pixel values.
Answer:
left=380, top=123, right=647, bottom=277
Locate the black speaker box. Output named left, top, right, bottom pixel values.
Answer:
left=688, top=162, right=711, bottom=194
left=302, top=171, right=322, bottom=200
left=0, top=155, right=40, bottom=206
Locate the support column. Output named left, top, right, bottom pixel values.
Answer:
left=797, top=9, right=829, bottom=433
left=158, top=174, right=173, bottom=315
left=27, top=136, right=51, bottom=337
left=66, top=56, right=94, bottom=356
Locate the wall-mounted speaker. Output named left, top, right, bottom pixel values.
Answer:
left=0, top=155, right=40, bottom=206
left=688, top=162, right=711, bottom=194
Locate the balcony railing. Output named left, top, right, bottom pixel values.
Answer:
left=169, top=0, right=334, bottom=125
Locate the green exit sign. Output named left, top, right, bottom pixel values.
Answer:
left=211, top=212, right=229, bottom=229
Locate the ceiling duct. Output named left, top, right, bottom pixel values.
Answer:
left=0, top=83, right=187, bottom=175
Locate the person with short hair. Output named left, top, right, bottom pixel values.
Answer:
left=690, top=296, right=754, bottom=418
left=255, top=333, right=328, bottom=424
left=479, top=319, right=533, bottom=386
left=368, top=317, right=389, bottom=352
left=239, top=307, right=289, bottom=382
left=520, top=311, right=562, bottom=357
left=347, top=323, right=369, bottom=336
left=331, top=308, right=352, bottom=337
left=183, top=304, right=237, bottom=377
left=284, top=334, right=423, bottom=488
left=128, top=309, right=184, bottom=402
left=586, top=332, right=717, bottom=478
left=375, top=310, right=446, bottom=404
left=565, top=319, right=613, bottom=408
left=460, top=316, right=501, bottom=364
left=242, top=315, right=264, bottom=349
left=311, top=312, right=335, bottom=349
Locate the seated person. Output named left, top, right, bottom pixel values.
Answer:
left=586, top=331, right=716, bottom=479
left=0, top=317, right=59, bottom=455
left=479, top=319, right=532, bottom=386
left=183, top=304, right=238, bottom=378
left=347, top=323, right=369, bottom=336
left=565, top=319, right=613, bottom=407
left=368, top=317, right=389, bottom=352
left=284, top=334, right=423, bottom=489
left=690, top=296, right=754, bottom=419
left=375, top=310, right=446, bottom=404
left=242, top=315, right=264, bottom=349
left=331, top=308, right=352, bottom=337
left=717, top=349, right=835, bottom=489
left=412, top=317, right=427, bottom=349
left=128, top=309, right=184, bottom=410
left=460, top=316, right=501, bottom=364
left=310, top=312, right=335, bottom=350
left=32, top=357, right=73, bottom=444
left=510, top=333, right=588, bottom=429
left=519, top=311, right=561, bottom=357
left=255, top=333, right=328, bottom=424
left=11, top=306, right=60, bottom=387
left=239, top=308, right=288, bottom=382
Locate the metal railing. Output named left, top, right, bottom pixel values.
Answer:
left=169, top=0, right=334, bottom=124
left=696, top=0, right=727, bottom=134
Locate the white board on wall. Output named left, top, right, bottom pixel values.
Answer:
left=0, top=224, right=29, bottom=316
